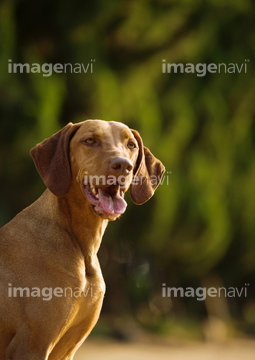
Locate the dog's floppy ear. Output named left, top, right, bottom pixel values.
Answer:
left=30, top=122, right=81, bottom=196
left=130, top=130, right=165, bottom=205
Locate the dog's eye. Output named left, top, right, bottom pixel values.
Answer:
left=127, top=141, right=136, bottom=149
left=84, top=138, right=96, bottom=145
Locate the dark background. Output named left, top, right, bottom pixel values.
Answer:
left=0, top=0, right=255, bottom=341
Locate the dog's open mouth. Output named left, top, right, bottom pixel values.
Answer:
left=83, top=182, right=127, bottom=217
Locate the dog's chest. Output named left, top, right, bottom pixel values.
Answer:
left=49, top=276, right=105, bottom=359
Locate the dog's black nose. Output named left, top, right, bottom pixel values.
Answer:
left=110, top=157, right=133, bottom=176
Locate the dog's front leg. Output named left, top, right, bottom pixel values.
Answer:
left=5, top=325, right=51, bottom=360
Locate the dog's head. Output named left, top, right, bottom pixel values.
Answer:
left=31, top=120, right=165, bottom=220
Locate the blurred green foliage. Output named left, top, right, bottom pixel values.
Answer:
left=0, top=0, right=255, bottom=338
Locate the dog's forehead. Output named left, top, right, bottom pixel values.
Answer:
left=76, top=119, right=133, bottom=139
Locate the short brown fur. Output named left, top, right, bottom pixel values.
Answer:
left=0, top=119, right=165, bottom=359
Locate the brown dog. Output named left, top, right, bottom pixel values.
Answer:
left=0, top=119, right=165, bottom=359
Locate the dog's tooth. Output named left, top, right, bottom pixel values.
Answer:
left=91, top=186, right=97, bottom=196
left=95, top=193, right=99, bottom=199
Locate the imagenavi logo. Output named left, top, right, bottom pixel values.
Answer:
left=162, top=283, right=250, bottom=301
left=162, top=59, right=250, bottom=77
left=8, top=59, right=96, bottom=77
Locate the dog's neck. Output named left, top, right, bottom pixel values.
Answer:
left=41, top=189, right=108, bottom=260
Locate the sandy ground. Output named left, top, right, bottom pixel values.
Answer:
left=75, top=338, right=255, bottom=360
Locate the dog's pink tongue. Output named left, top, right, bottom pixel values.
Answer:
left=98, top=189, right=127, bottom=215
